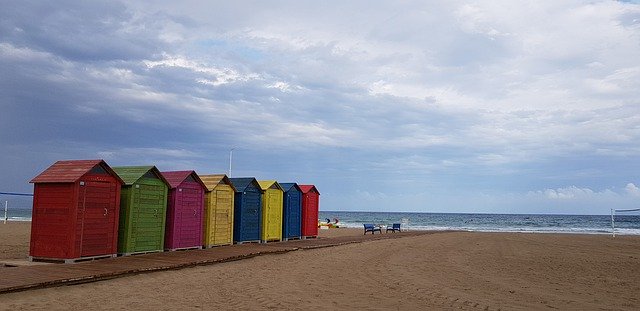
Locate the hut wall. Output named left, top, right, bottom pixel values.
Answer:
left=301, top=187, right=319, bottom=237
left=203, top=184, right=235, bottom=246
left=233, top=186, right=262, bottom=243
left=282, top=185, right=302, bottom=239
left=165, top=179, right=204, bottom=250
left=118, top=177, right=167, bottom=254
left=261, top=187, right=283, bottom=242
left=30, top=170, right=121, bottom=259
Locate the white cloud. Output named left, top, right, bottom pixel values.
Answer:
left=527, top=185, right=623, bottom=201
left=0, top=42, right=54, bottom=62
left=98, top=148, right=201, bottom=160
left=625, top=183, right=640, bottom=196
left=144, top=54, right=260, bottom=86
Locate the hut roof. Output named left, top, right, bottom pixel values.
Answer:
left=199, top=174, right=237, bottom=192
left=298, top=185, right=320, bottom=195
left=278, top=183, right=302, bottom=193
left=30, top=159, right=123, bottom=184
left=228, top=177, right=261, bottom=192
left=257, top=180, right=284, bottom=191
left=112, top=166, right=168, bottom=186
left=160, top=170, right=206, bottom=189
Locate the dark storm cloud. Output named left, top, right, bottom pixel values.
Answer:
left=0, top=0, right=176, bottom=61
left=1, top=0, right=640, bottom=214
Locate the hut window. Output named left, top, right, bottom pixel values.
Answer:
left=89, top=165, right=109, bottom=175
left=143, top=171, right=159, bottom=179
left=185, top=175, right=197, bottom=183
left=269, top=184, right=278, bottom=190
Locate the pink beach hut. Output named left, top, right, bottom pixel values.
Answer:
left=161, top=170, right=206, bottom=250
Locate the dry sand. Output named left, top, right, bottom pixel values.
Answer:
left=1, top=223, right=640, bottom=310
left=0, top=222, right=30, bottom=260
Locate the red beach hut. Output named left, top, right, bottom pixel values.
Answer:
left=161, top=170, right=206, bottom=250
left=29, top=160, right=123, bottom=262
left=299, top=185, right=320, bottom=238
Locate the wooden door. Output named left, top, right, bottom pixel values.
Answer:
left=307, top=192, right=319, bottom=236
left=302, top=192, right=319, bottom=236
left=241, top=189, right=261, bottom=241
left=177, top=184, right=202, bottom=247
left=79, top=181, right=117, bottom=257
left=132, top=182, right=166, bottom=251
left=287, top=191, right=301, bottom=237
left=264, top=189, right=282, bottom=240
left=213, top=187, right=233, bottom=244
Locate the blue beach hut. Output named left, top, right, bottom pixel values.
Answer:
left=279, top=183, right=302, bottom=240
left=228, top=178, right=262, bottom=243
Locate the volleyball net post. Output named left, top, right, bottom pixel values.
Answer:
left=0, top=192, right=33, bottom=224
left=611, top=208, right=640, bottom=237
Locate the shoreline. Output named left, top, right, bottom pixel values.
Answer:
left=8, top=210, right=638, bottom=236
left=5, top=223, right=626, bottom=235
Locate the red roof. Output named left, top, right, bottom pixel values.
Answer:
left=30, top=159, right=123, bottom=184
left=298, top=185, right=320, bottom=195
left=160, top=170, right=206, bottom=189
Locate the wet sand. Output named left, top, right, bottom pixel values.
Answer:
left=1, top=223, right=639, bottom=310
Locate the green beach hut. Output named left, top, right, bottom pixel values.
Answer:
left=113, top=166, right=169, bottom=255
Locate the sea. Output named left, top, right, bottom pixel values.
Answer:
left=319, top=211, right=640, bottom=235
left=4, top=208, right=640, bottom=235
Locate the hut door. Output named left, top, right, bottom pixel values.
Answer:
left=307, top=193, right=319, bottom=233
left=289, top=192, right=301, bottom=236
left=266, top=190, right=281, bottom=237
left=79, top=181, right=117, bottom=257
left=178, top=185, right=202, bottom=246
left=133, top=183, right=165, bottom=251
left=214, top=188, right=232, bottom=244
left=242, top=189, right=261, bottom=240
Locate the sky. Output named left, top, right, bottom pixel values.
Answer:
left=1, top=0, right=640, bottom=214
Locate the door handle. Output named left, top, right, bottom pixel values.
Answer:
left=103, top=208, right=108, bottom=216
left=154, top=209, right=158, bottom=217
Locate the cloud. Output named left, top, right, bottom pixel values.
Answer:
left=625, top=183, right=640, bottom=196
left=526, top=185, right=630, bottom=202
left=541, top=187, right=596, bottom=200
left=0, top=1, right=175, bottom=62
left=1, top=1, right=640, bottom=214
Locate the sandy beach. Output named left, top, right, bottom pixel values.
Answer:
left=0, top=222, right=30, bottom=261
left=1, top=222, right=639, bottom=310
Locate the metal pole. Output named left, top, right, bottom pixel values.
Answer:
left=228, top=148, right=234, bottom=177
left=3, top=201, right=7, bottom=224
left=611, top=208, right=615, bottom=238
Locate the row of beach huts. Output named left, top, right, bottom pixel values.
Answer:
left=28, top=160, right=320, bottom=263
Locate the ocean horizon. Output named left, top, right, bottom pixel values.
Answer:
left=319, top=210, right=640, bottom=236
left=6, top=207, right=640, bottom=235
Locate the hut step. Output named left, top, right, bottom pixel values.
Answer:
left=29, top=254, right=117, bottom=264
left=119, top=250, right=164, bottom=257
left=166, top=246, right=203, bottom=252
left=234, top=240, right=261, bottom=245
left=204, top=243, right=233, bottom=249
left=260, top=239, right=282, bottom=243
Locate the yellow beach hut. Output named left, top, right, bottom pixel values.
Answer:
left=257, top=180, right=283, bottom=242
left=200, top=174, right=236, bottom=247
